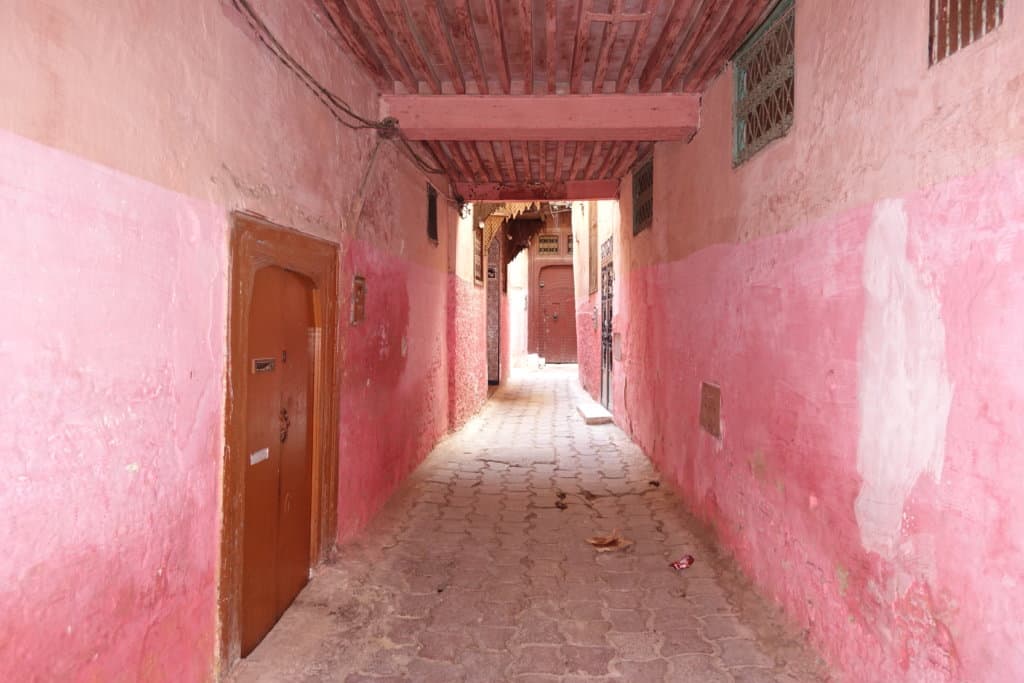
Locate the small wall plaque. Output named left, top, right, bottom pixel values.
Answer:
left=700, top=382, right=722, bottom=438
left=252, top=358, right=275, bottom=373
left=351, top=275, right=366, bottom=325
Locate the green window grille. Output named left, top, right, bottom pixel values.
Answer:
left=733, top=0, right=795, bottom=166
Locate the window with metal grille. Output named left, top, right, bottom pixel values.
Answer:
left=930, top=0, right=1004, bottom=64
left=632, top=158, right=653, bottom=235
left=733, top=0, right=795, bottom=166
left=538, top=234, right=560, bottom=255
left=426, top=184, right=438, bottom=243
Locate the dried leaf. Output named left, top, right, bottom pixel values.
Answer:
left=585, top=530, right=634, bottom=553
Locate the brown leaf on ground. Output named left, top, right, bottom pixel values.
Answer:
left=586, top=530, right=634, bottom=552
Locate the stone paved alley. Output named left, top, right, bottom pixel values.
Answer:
left=231, top=366, right=829, bottom=682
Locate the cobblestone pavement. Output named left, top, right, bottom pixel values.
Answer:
left=231, top=366, right=829, bottom=682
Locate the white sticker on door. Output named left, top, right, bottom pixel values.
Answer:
left=249, top=447, right=270, bottom=466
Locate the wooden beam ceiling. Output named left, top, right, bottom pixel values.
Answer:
left=382, top=94, right=699, bottom=141
left=324, top=0, right=773, bottom=195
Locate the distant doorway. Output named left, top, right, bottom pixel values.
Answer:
left=538, top=264, right=577, bottom=363
left=221, top=214, right=340, bottom=672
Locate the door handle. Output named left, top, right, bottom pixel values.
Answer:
left=552, top=312, right=559, bottom=320
left=279, top=407, right=291, bottom=443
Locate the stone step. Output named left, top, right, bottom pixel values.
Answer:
left=577, top=401, right=613, bottom=425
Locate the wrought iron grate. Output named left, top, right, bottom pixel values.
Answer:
left=930, top=0, right=1004, bottom=64
left=632, top=157, right=654, bottom=235
left=733, top=0, right=795, bottom=166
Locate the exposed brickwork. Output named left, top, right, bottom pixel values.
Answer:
left=231, top=366, right=828, bottom=682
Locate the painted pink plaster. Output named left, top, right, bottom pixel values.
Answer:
left=334, top=240, right=451, bottom=542
left=609, top=4, right=1024, bottom=680
left=575, top=293, right=601, bottom=397
left=0, top=130, right=225, bottom=681
left=447, top=274, right=488, bottom=428
left=618, top=159, right=1024, bottom=681
left=1, top=0, right=477, bottom=677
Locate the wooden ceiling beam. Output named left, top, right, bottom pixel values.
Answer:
left=639, top=0, right=700, bottom=92
left=348, top=0, right=419, bottom=92
left=483, top=0, right=512, bottom=93
left=455, top=179, right=620, bottom=201
left=423, top=140, right=461, bottom=181
left=450, top=0, right=490, bottom=94
left=381, top=94, right=700, bottom=141
left=553, top=142, right=566, bottom=182
left=424, top=0, right=467, bottom=94
left=569, top=0, right=594, bottom=93
left=545, top=0, right=559, bottom=93
left=689, top=0, right=772, bottom=90
left=596, top=141, right=624, bottom=179
left=615, top=0, right=654, bottom=92
left=482, top=141, right=507, bottom=183
left=609, top=141, right=640, bottom=178
left=503, top=140, right=519, bottom=182
left=517, top=0, right=535, bottom=94
left=591, top=0, right=624, bottom=94
left=662, top=0, right=736, bottom=92
left=320, top=0, right=391, bottom=89
left=376, top=0, right=442, bottom=93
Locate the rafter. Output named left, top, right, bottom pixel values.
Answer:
left=348, top=0, right=418, bottom=92
left=591, top=0, right=624, bottom=93
left=503, top=140, right=519, bottom=182
left=483, top=0, right=512, bottom=93
left=689, top=0, right=772, bottom=90
left=639, top=0, right=700, bottom=92
left=517, top=0, right=535, bottom=94
left=450, top=0, right=489, bottom=94
left=554, top=142, right=566, bottom=182
left=662, top=0, right=733, bottom=92
left=545, top=0, right=558, bottom=92
left=376, top=0, right=442, bottom=93
left=615, top=0, right=654, bottom=92
left=569, top=0, right=594, bottom=93
left=423, top=0, right=466, bottom=94
left=320, top=0, right=390, bottom=88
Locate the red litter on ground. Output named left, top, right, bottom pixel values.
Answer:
left=670, top=555, right=695, bottom=570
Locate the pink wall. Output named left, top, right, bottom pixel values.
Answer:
left=575, top=292, right=601, bottom=397
left=1, top=0, right=484, bottom=678
left=613, top=2, right=1024, bottom=681
left=447, top=274, right=487, bottom=428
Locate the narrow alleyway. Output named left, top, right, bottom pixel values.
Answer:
left=231, top=366, right=828, bottom=682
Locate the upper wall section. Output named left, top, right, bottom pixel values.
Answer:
left=622, top=0, right=1023, bottom=270
left=0, top=0, right=452, bottom=265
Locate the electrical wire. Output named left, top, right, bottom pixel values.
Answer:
left=229, top=0, right=463, bottom=205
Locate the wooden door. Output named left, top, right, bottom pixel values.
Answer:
left=241, top=266, right=314, bottom=656
left=538, top=265, right=577, bottom=363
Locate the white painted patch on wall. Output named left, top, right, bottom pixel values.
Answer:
left=855, top=199, right=954, bottom=559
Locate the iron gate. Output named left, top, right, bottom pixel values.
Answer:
left=600, top=238, right=614, bottom=409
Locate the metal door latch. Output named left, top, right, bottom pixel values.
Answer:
left=279, top=407, right=291, bottom=443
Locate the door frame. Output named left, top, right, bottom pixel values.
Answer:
left=218, top=212, right=340, bottom=676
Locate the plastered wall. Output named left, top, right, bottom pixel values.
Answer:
left=0, top=0, right=484, bottom=678
left=612, top=2, right=1024, bottom=681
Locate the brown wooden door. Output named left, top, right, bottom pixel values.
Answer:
left=241, top=266, right=314, bottom=656
left=538, top=265, right=577, bottom=363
